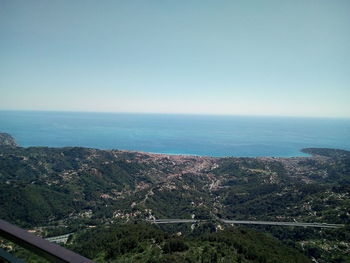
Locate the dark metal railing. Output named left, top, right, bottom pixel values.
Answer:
left=0, top=219, right=95, bottom=263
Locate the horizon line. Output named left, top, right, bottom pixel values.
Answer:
left=0, top=108, right=350, bottom=120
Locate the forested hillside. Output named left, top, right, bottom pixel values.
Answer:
left=69, top=223, right=311, bottom=263
left=0, top=134, right=349, bottom=262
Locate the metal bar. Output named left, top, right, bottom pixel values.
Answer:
left=0, top=219, right=95, bottom=263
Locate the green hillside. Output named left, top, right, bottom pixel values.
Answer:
left=0, top=134, right=349, bottom=262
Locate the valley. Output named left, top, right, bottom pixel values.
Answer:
left=0, top=133, right=349, bottom=262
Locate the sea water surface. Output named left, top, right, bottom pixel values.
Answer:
left=0, top=111, right=350, bottom=157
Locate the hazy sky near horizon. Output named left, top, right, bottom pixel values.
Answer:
left=1, top=0, right=350, bottom=118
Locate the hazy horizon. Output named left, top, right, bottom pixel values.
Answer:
left=2, top=109, right=350, bottom=120
left=1, top=1, right=350, bottom=118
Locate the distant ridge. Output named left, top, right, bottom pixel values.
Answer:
left=301, top=148, right=350, bottom=159
left=0, top=133, right=18, bottom=147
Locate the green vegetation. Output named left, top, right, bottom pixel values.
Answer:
left=0, top=134, right=349, bottom=262
left=69, top=223, right=311, bottom=263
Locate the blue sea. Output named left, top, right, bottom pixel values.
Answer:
left=0, top=111, right=350, bottom=157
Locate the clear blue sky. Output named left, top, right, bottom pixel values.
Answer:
left=1, top=0, right=349, bottom=117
